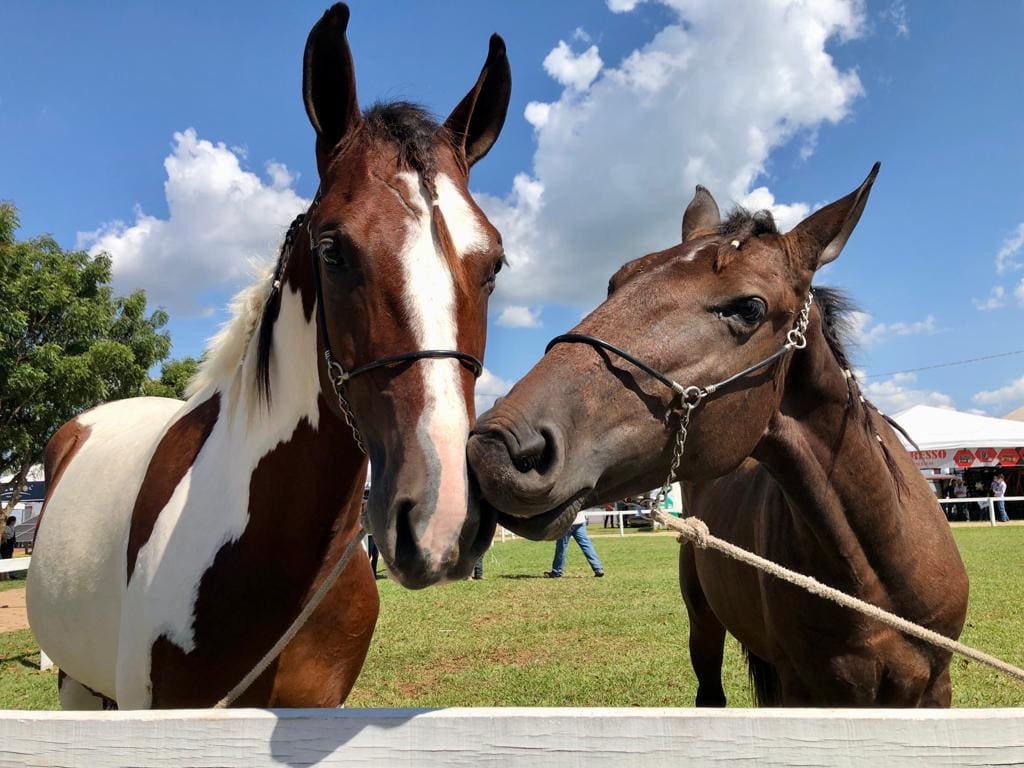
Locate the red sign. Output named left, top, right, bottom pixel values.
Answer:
left=975, top=447, right=998, bottom=463
left=953, top=449, right=975, bottom=468
left=999, top=448, right=1020, bottom=467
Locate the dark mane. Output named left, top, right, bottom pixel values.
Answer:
left=256, top=101, right=454, bottom=405
left=361, top=101, right=455, bottom=186
left=811, top=285, right=910, bottom=495
left=717, top=207, right=779, bottom=240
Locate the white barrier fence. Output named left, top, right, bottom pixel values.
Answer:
left=1, top=707, right=1022, bottom=767
left=937, top=495, right=1022, bottom=526
left=0, top=555, right=30, bottom=575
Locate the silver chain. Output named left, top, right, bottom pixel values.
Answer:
left=653, top=291, right=813, bottom=512
left=327, top=358, right=367, bottom=454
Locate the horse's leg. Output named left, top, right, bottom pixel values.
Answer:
left=679, top=544, right=727, bottom=707
left=919, top=665, right=953, bottom=708
left=58, top=670, right=115, bottom=710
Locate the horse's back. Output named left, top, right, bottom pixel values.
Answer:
left=27, top=396, right=184, bottom=699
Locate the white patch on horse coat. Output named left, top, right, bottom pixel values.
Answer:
left=395, top=172, right=485, bottom=564
left=27, top=397, right=185, bottom=701
left=115, top=286, right=321, bottom=707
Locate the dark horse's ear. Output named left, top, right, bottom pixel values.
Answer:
left=787, top=162, right=881, bottom=270
left=303, top=3, right=360, bottom=172
left=444, top=34, right=512, bottom=169
left=681, top=185, right=720, bottom=242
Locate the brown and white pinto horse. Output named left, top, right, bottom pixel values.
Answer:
left=469, top=166, right=969, bottom=706
left=28, top=3, right=511, bottom=709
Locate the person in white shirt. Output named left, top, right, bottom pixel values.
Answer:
left=544, top=509, right=604, bottom=578
left=991, top=473, right=1009, bottom=523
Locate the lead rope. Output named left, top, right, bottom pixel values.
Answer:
left=213, top=529, right=366, bottom=708
left=649, top=300, right=1024, bottom=686
left=653, top=511, right=1024, bottom=684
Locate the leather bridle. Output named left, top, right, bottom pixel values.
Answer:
left=544, top=291, right=813, bottom=502
left=279, top=193, right=484, bottom=453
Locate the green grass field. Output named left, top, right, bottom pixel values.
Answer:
left=2, top=526, right=1021, bottom=710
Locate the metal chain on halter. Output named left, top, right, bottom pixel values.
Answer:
left=327, top=360, right=366, bottom=454
left=653, top=291, right=814, bottom=511
left=302, top=195, right=368, bottom=455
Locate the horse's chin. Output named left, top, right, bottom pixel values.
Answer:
left=489, top=489, right=592, bottom=541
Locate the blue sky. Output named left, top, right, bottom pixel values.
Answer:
left=3, top=1, right=1023, bottom=416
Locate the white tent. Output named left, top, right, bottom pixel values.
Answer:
left=892, top=405, right=1024, bottom=470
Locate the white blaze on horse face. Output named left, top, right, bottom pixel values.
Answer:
left=396, top=172, right=487, bottom=566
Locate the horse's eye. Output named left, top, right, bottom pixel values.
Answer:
left=719, top=297, right=767, bottom=325
left=319, top=237, right=346, bottom=268
left=484, top=253, right=507, bottom=293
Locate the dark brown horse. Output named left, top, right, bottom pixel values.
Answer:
left=29, top=3, right=511, bottom=709
left=468, top=165, right=969, bottom=707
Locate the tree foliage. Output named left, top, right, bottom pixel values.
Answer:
left=143, top=356, right=200, bottom=400
left=0, top=202, right=173, bottom=502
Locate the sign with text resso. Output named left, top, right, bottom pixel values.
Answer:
left=909, top=447, right=1024, bottom=470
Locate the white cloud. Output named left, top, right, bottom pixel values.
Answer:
left=482, top=0, right=866, bottom=310
left=973, top=285, right=1006, bottom=311
left=607, top=0, right=641, bottom=13
left=847, top=310, right=937, bottom=347
left=1015, top=279, right=1024, bottom=306
left=995, top=223, right=1024, bottom=275
left=475, top=367, right=514, bottom=415
left=973, top=376, right=1024, bottom=410
left=543, top=41, right=604, bottom=91
left=78, top=128, right=308, bottom=313
left=881, top=0, right=910, bottom=37
left=496, top=305, right=542, bottom=328
left=859, top=371, right=954, bottom=414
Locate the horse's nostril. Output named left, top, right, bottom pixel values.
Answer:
left=513, top=455, right=537, bottom=473
left=394, top=499, right=418, bottom=566
left=511, top=426, right=556, bottom=476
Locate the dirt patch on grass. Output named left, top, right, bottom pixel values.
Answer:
left=0, top=588, right=28, bottom=633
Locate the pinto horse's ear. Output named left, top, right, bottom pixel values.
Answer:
left=681, top=185, right=720, bottom=242
left=303, top=3, right=360, bottom=172
left=787, top=162, right=880, bottom=269
left=444, top=34, right=512, bottom=169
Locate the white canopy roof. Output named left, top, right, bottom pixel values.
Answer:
left=893, top=405, right=1024, bottom=451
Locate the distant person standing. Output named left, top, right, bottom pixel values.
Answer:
left=952, top=477, right=969, bottom=521
left=991, top=472, right=1009, bottom=522
left=544, top=510, right=604, bottom=578
left=0, top=516, right=16, bottom=581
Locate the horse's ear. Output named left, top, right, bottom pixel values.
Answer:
left=444, top=34, right=512, bottom=169
left=681, top=185, right=720, bottom=242
left=787, top=162, right=880, bottom=269
left=303, top=3, right=360, bottom=172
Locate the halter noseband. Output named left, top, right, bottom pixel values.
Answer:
left=281, top=193, right=484, bottom=453
left=544, top=291, right=813, bottom=498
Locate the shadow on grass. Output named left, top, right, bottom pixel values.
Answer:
left=497, top=574, right=546, bottom=580
left=1, top=652, right=38, bottom=669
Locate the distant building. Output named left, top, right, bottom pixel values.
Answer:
left=0, top=465, right=46, bottom=525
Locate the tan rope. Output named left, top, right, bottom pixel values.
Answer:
left=655, top=511, right=1024, bottom=684
left=214, top=529, right=367, bottom=708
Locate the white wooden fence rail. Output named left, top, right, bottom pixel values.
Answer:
left=937, top=495, right=1023, bottom=526
left=0, top=556, right=29, bottom=575
left=1, top=707, right=1022, bottom=768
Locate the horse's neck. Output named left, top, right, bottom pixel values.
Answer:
left=751, top=321, right=919, bottom=586
left=192, top=275, right=366, bottom=535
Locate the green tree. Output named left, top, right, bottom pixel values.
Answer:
left=143, top=356, right=200, bottom=399
left=0, top=202, right=172, bottom=512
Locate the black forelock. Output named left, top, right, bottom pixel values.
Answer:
left=716, top=206, right=780, bottom=240
left=362, top=101, right=455, bottom=184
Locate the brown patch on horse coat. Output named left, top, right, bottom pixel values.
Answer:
left=126, top=393, right=221, bottom=583
left=148, top=396, right=377, bottom=707
left=38, top=419, right=93, bottom=533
